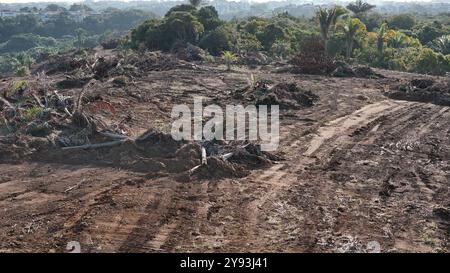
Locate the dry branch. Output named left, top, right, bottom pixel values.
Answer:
left=61, top=139, right=127, bottom=150
left=0, top=96, right=13, bottom=109
left=98, top=131, right=129, bottom=140
left=221, top=152, right=234, bottom=161
left=201, top=147, right=207, bottom=165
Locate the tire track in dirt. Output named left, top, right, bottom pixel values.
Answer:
left=240, top=99, right=420, bottom=250
left=303, top=100, right=409, bottom=157
left=116, top=179, right=180, bottom=252
left=146, top=180, right=211, bottom=252
left=297, top=102, right=450, bottom=252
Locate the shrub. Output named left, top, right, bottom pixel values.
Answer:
left=23, top=106, right=43, bottom=121
left=413, top=48, right=450, bottom=75
left=388, top=13, right=416, bottom=30
left=199, top=26, right=232, bottom=55
left=15, top=66, right=30, bottom=77
left=221, top=51, right=238, bottom=71
left=4, top=80, right=29, bottom=98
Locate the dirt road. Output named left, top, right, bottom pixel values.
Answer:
left=0, top=68, right=449, bottom=253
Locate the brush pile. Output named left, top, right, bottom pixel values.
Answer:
left=290, top=38, right=337, bottom=75
left=234, top=80, right=319, bottom=109
left=0, top=73, right=121, bottom=159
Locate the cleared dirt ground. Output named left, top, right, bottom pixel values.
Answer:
left=0, top=63, right=449, bottom=252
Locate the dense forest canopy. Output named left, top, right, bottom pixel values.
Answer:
left=129, top=0, right=450, bottom=75
left=0, top=4, right=155, bottom=75
left=0, top=0, right=449, bottom=76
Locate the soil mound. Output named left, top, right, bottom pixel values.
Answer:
left=332, top=63, right=384, bottom=79
left=234, top=81, right=319, bottom=109
left=385, top=79, right=450, bottom=106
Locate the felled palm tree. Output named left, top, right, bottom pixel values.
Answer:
left=376, top=23, right=388, bottom=58
left=340, top=18, right=366, bottom=59
left=221, top=51, right=238, bottom=71
left=189, top=0, right=202, bottom=8
left=317, top=7, right=341, bottom=54
left=346, top=0, right=376, bottom=17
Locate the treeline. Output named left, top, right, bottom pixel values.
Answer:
left=131, top=0, right=450, bottom=75
left=0, top=4, right=155, bottom=75
left=0, top=8, right=154, bottom=44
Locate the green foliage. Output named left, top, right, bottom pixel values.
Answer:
left=386, top=30, right=420, bottom=48
left=45, top=4, right=66, bottom=12
left=189, top=0, right=203, bottom=8
left=413, top=48, right=450, bottom=75
left=388, top=13, right=416, bottom=30
left=199, top=25, right=232, bottom=56
left=75, top=28, right=87, bottom=48
left=130, top=19, right=161, bottom=49
left=221, top=51, right=238, bottom=71
left=0, top=34, right=56, bottom=53
left=376, top=23, right=388, bottom=58
left=0, top=55, right=21, bottom=75
left=0, top=8, right=153, bottom=76
left=23, top=106, right=42, bottom=122
left=346, top=1, right=376, bottom=17
left=415, top=22, right=447, bottom=45
left=0, top=8, right=153, bottom=44
left=5, top=80, right=29, bottom=98
left=1, top=2, right=448, bottom=78
left=338, top=17, right=367, bottom=58
left=132, top=10, right=204, bottom=51
left=270, top=39, right=293, bottom=59
left=360, top=12, right=383, bottom=32
left=257, top=23, right=286, bottom=51
left=428, top=35, right=450, bottom=55
left=15, top=66, right=30, bottom=77
left=165, top=4, right=197, bottom=17
left=197, top=6, right=222, bottom=32
left=241, top=17, right=269, bottom=35
left=316, top=7, right=346, bottom=53
left=235, top=32, right=262, bottom=54
left=69, top=4, right=93, bottom=12
left=163, top=12, right=204, bottom=45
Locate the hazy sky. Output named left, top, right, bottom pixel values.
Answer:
left=0, top=0, right=441, bottom=2
left=0, top=0, right=441, bottom=4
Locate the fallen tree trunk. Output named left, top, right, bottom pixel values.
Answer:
left=61, top=139, right=127, bottom=150
left=98, top=131, right=129, bottom=140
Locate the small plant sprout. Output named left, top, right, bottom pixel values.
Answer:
left=221, top=51, right=238, bottom=71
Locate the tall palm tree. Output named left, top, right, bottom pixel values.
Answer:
left=340, top=18, right=366, bottom=59
left=376, top=22, right=388, bottom=59
left=189, top=0, right=202, bottom=8
left=317, top=7, right=339, bottom=54
left=346, top=0, right=376, bottom=17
